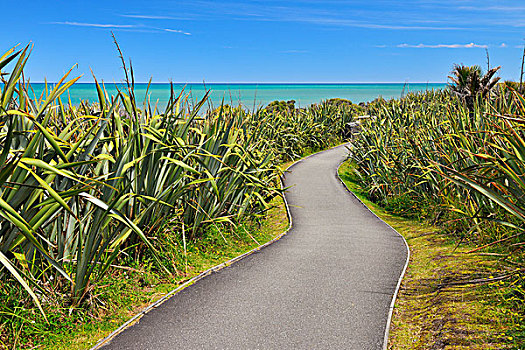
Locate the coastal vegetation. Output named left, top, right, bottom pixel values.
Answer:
left=0, top=44, right=361, bottom=349
left=351, top=68, right=525, bottom=347
left=2, top=38, right=525, bottom=349
left=447, top=64, right=501, bottom=112
left=339, top=162, right=514, bottom=349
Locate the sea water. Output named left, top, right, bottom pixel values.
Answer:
left=31, top=83, right=447, bottom=109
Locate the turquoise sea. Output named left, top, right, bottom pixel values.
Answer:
left=32, top=83, right=447, bottom=109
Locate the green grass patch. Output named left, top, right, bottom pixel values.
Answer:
left=339, top=160, right=522, bottom=349
left=0, top=196, right=288, bottom=350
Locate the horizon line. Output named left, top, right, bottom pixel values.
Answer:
left=29, top=81, right=448, bottom=85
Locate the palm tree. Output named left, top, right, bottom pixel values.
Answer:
left=448, top=64, right=501, bottom=111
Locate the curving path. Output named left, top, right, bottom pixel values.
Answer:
left=99, top=144, right=409, bottom=350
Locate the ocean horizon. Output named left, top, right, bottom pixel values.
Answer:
left=31, top=82, right=447, bottom=109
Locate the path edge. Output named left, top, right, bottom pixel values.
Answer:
left=335, top=151, right=411, bottom=350
left=89, top=143, right=345, bottom=350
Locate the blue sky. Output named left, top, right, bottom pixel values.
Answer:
left=4, top=0, right=524, bottom=82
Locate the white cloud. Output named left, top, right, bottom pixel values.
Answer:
left=120, top=14, right=195, bottom=21
left=459, top=6, right=525, bottom=12
left=51, top=21, right=191, bottom=35
left=397, top=42, right=488, bottom=48
left=500, top=43, right=507, bottom=48
left=164, top=28, right=191, bottom=35
left=51, top=21, right=136, bottom=28
left=268, top=16, right=462, bottom=30
left=122, top=15, right=175, bottom=19
left=181, top=1, right=465, bottom=31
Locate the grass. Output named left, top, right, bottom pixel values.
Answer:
left=338, top=160, right=521, bottom=349
left=349, top=85, right=525, bottom=347
left=1, top=139, right=323, bottom=350
left=3, top=141, right=519, bottom=349
left=5, top=144, right=340, bottom=350
left=0, top=43, right=362, bottom=349
left=0, top=195, right=288, bottom=350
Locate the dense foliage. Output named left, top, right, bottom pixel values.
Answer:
left=353, top=85, right=525, bottom=240
left=351, top=84, right=525, bottom=339
left=448, top=64, right=501, bottom=111
left=0, top=44, right=361, bottom=342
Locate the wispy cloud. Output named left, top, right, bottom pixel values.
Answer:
left=164, top=28, right=191, bottom=35
left=281, top=49, right=308, bottom=53
left=50, top=21, right=191, bottom=35
left=292, top=17, right=462, bottom=30
left=121, top=14, right=191, bottom=20
left=397, top=42, right=488, bottom=48
left=459, top=6, right=525, bottom=12
left=122, top=14, right=173, bottom=19
left=172, top=1, right=465, bottom=31
left=237, top=13, right=462, bottom=30
left=51, top=21, right=136, bottom=28
left=119, top=1, right=524, bottom=34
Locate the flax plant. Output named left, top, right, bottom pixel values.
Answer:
left=0, top=44, right=359, bottom=324
left=352, top=85, right=525, bottom=246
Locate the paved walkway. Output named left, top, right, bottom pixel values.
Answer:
left=101, top=144, right=409, bottom=350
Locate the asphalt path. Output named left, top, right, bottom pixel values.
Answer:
left=100, top=144, right=409, bottom=350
